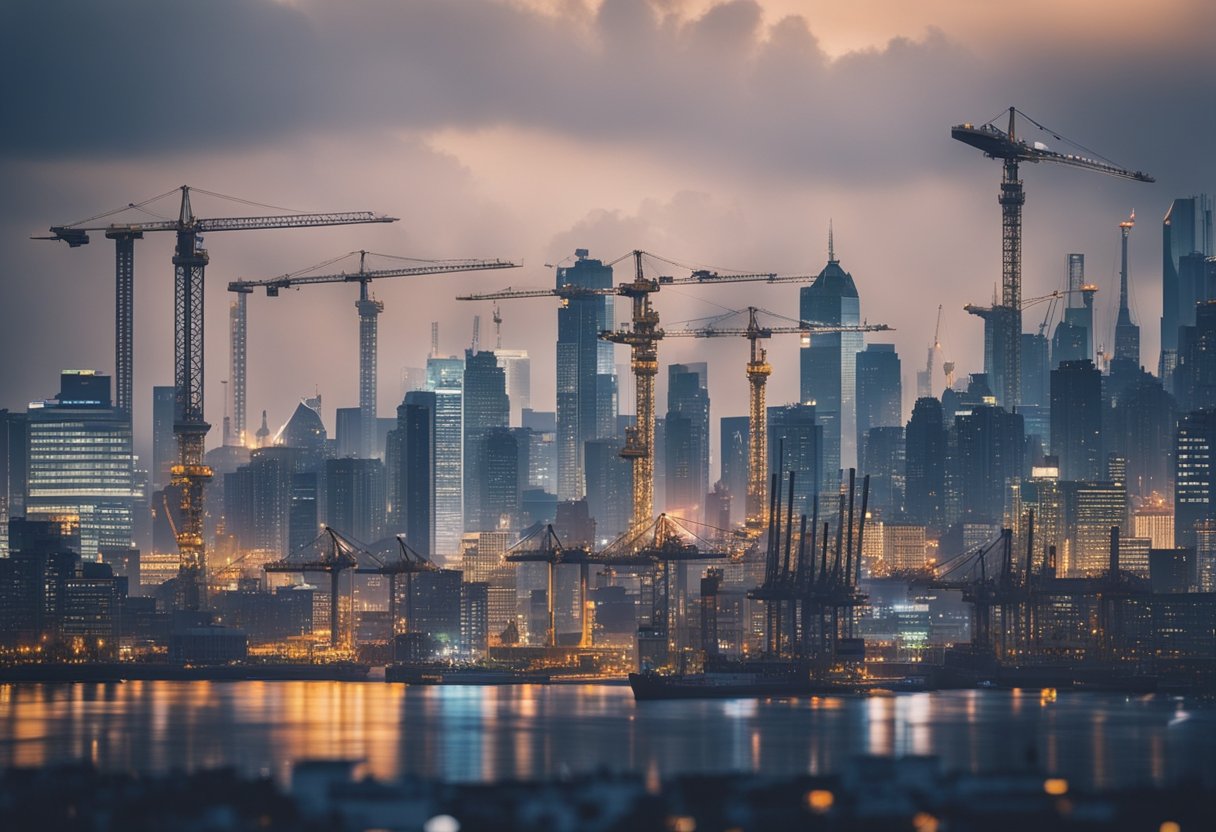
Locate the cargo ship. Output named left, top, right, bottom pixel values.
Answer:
left=385, top=663, right=551, bottom=685
left=629, top=661, right=865, bottom=700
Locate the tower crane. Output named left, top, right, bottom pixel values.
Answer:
left=38, top=186, right=397, bottom=611
left=228, top=250, right=518, bottom=455
left=663, top=307, right=891, bottom=533
left=952, top=107, right=1152, bottom=409
left=459, top=251, right=822, bottom=538
left=917, top=306, right=943, bottom=398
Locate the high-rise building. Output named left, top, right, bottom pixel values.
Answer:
left=585, top=437, right=633, bottom=543
left=1161, top=195, right=1212, bottom=377
left=1020, top=332, right=1050, bottom=410
left=151, top=385, right=175, bottom=491
left=664, top=363, right=709, bottom=520
left=1112, top=213, right=1141, bottom=376
left=1174, top=300, right=1216, bottom=412
left=426, top=355, right=464, bottom=554
left=495, top=348, right=531, bottom=427
left=463, top=349, right=508, bottom=531
left=1133, top=504, right=1174, bottom=550
left=393, top=390, right=436, bottom=557
left=905, top=398, right=946, bottom=529
left=555, top=250, right=616, bottom=499
left=767, top=403, right=824, bottom=518
left=1053, top=256, right=1095, bottom=368
left=1065, top=481, right=1127, bottom=576
left=225, top=447, right=298, bottom=559
left=324, top=458, right=386, bottom=544
left=952, top=404, right=1024, bottom=525
left=1175, top=408, right=1216, bottom=551
left=0, top=410, right=28, bottom=558
left=863, top=425, right=905, bottom=518
left=25, top=372, right=134, bottom=560
left=855, top=343, right=901, bottom=469
left=800, top=229, right=863, bottom=473
left=1107, top=373, right=1176, bottom=499
left=719, top=416, right=749, bottom=526
left=479, top=426, right=528, bottom=531
left=1050, top=359, right=1102, bottom=481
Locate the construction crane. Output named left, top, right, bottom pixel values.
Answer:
left=952, top=107, right=1153, bottom=409
left=459, top=251, right=821, bottom=538
left=227, top=250, right=518, bottom=455
left=916, top=305, right=943, bottom=399
left=38, top=186, right=397, bottom=611
left=965, top=288, right=1092, bottom=386
left=663, top=306, right=892, bottom=533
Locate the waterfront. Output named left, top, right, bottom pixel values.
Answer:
left=1, top=682, right=1212, bottom=789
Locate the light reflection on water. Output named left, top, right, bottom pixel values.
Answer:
left=0, top=682, right=1212, bottom=788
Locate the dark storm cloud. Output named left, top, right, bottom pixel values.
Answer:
left=6, top=0, right=1208, bottom=190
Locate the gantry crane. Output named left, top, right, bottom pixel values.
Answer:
left=39, top=186, right=397, bottom=610
left=664, top=306, right=891, bottom=533
left=227, top=250, right=518, bottom=455
left=459, top=250, right=822, bottom=538
left=265, top=525, right=360, bottom=649
left=952, top=107, right=1153, bottom=408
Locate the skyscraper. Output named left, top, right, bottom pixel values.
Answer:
left=427, top=355, right=464, bottom=554
left=664, top=363, right=709, bottom=520
left=585, top=437, right=633, bottom=543
left=555, top=249, right=616, bottom=500
left=855, top=343, right=901, bottom=469
left=800, top=228, right=862, bottom=473
left=462, top=349, right=508, bottom=531
left=1050, top=359, right=1102, bottom=482
left=0, top=410, right=28, bottom=558
left=952, top=404, right=1024, bottom=525
left=495, top=348, right=531, bottom=427
left=479, top=426, right=527, bottom=531
left=324, top=457, right=386, bottom=544
left=1112, top=212, right=1141, bottom=376
left=767, top=403, right=824, bottom=518
left=151, top=385, right=176, bottom=491
left=1175, top=408, right=1216, bottom=551
left=719, top=416, right=749, bottom=526
left=397, top=390, right=436, bottom=557
left=1053, top=255, right=1095, bottom=367
left=1161, top=195, right=1213, bottom=377
left=905, top=397, right=946, bottom=529
left=1108, top=373, right=1176, bottom=500
left=1174, top=299, right=1216, bottom=412
left=25, top=371, right=134, bottom=560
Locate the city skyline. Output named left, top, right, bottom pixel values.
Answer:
left=2, top=1, right=1213, bottom=468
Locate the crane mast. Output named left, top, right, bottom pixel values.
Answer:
left=41, top=186, right=398, bottom=610
left=952, top=107, right=1153, bottom=409
left=665, top=307, right=891, bottom=532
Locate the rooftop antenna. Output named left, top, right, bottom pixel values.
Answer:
left=472, top=315, right=481, bottom=354
left=493, top=303, right=503, bottom=349
left=828, top=219, right=836, bottom=263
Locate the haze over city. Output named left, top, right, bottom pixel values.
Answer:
left=3, top=0, right=1213, bottom=460
left=1, top=4, right=1215, bottom=830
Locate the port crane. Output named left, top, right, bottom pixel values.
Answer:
left=460, top=250, right=822, bottom=538
left=355, top=535, right=439, bottom=638
left=265, top=526, right=361, bottom=649
left=228, top=250, right=518, bottom=455
left=38, top=186, right=397, bottom=610
left=663, top=306, right=891, bottom=532
left=952, top=107, right=1152, bottom=409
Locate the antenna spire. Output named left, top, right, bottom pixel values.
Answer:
left=828, top=219, right=836, bottom=263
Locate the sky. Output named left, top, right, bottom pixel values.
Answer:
left=2, top=0, right=1213, bottom=468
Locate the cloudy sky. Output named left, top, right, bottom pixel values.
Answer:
left=2, top=0, right=1212, bottom=466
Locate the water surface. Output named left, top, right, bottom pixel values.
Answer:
left=1, top=682, right=1212, bottom=788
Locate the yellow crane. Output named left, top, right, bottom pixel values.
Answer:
left=459, top=251, right=822, bottom=541
left=664, top=306, right=891, bottom=533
